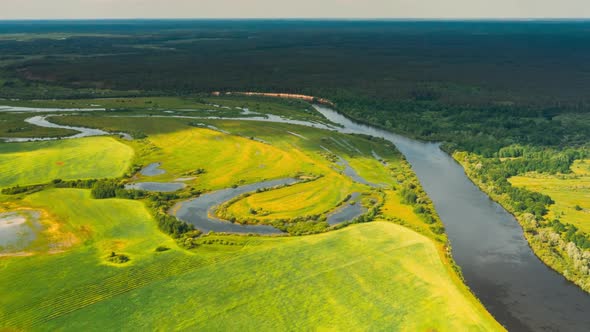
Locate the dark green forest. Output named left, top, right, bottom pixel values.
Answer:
left=2, top=20, right=590, bottom=154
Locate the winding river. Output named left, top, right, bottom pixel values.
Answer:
left=173, top=178, right=296, bottom=234
left=6, top=103, right=590, bottom=330
left=2, top=115, right=108, bottom=142
left=312, top=105, right=590, bottom=332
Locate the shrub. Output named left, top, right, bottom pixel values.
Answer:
left=106, top=252, right=130, bottom=264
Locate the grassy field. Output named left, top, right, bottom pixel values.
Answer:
left=24, top=189, right=175, bottom=261
left=225, top=174, right=361, bottom=220
left=0, top=97, right=502, bottom=330
left=0, top=196, right=501, bottom=331
left=509, top=159, right=590, bottom=233
left=135, top=126, right=318, bottom=190
left=0, top=188, right=179, bottom=328
left=0, top=137, right=134, bottom=188
left=348, top=156, right=396, bottom=186
left=52, top=114, right=392, bottom=195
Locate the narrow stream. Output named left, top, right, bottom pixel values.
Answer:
left=2, top=115, right=109, bottom=142
left=172, top=178, right=296, bottom=234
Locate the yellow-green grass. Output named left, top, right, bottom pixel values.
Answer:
left=347, top=156, right=397, bottom=186
left=225, top=174, right=362, bottom=220
left=0, top=215, right=502, bottom=330
left=0, top=137, right=134, bottom=188
left=48, top=116, right=398, bottom=200
left=196, top=123, right=398, bottom=220
left=206, top=119, right=400, bottom=161
left=572, top=159, right=590, bottom=175
left=22, top=189, right=176, bottom=261
left=381, top=189, right=447, bottom=241
left=214, top=125, right=401, bottom=221
left=0, top=188, right=181, bottom=329
left=51, top=113, right=400, bottom=170
left=509, top=159, right=590, bottom=233
left=53, top=114, right=398, bottom=163
left=382, top=190, right=425, bottom=225
left=139, top=127, right=320, bottom=190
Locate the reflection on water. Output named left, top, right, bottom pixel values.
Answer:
left=313, top=104, right=590, bottom=332
left=0, top=211, right=42, bottom=252
left=326, top=192, right=366, bottom=226
left=173, top=178, right=296, bottom=234
left=2, top=115, right=109, bottom=142
left=125, top=182, right=185, bottom=192
left=140, top=162, right=166, bottom=176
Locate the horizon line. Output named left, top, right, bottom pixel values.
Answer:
left=1, top=18, right=590, bottom=22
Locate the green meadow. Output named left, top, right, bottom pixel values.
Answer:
left=0, top=97, right=502, bottom=331
left=510, top=159, right=590, bottom=233
left=225, top=174, right=360, bottom=220
left=0, top=137, right=133, bottom=188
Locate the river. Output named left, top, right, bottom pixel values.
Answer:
left=173, top=178, right=296, bottom=234
left=313, top=104, right=590, bottom=332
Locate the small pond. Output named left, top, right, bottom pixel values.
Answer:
left=326, top=192, right=367, bottom=226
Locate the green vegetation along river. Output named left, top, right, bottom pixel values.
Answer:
left=313, top=105, right=590, bottom=331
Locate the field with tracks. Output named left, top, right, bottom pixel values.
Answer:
left=0, top=137, right=133, bottom=188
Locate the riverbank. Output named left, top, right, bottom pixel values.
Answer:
left=454, top=151, right=590, bottom=293
left=310, top=101, right=590, bottom=331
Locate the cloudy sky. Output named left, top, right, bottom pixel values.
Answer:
left=1, top=0, right=589, bottom=19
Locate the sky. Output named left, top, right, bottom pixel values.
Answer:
left=1, top=0, right=589, bottom=20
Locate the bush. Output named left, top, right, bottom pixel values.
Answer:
left=106, top=252, right=130, bottom=264
left=1, top=184, right=45, bottom=195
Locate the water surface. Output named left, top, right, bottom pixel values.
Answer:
left=3, top=115, right=109, bottom=142
left=173, top=178, right=296, bottom=234
left=0, top=211, right=42, bottom=252
left=140, top=162, right=166, bottom=176
left=313, top=104, right=590, bottom=332
left=125, top=182, right=185, bottom=192
left=326, top=192, right=367, bottom=226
